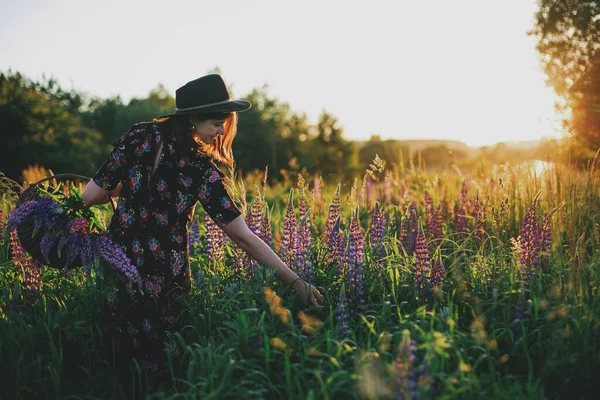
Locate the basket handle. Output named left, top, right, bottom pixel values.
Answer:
left=27, top=173, right=117, bottom=212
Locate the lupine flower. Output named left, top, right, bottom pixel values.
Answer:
left=281, top=190, right=297, bottom=267
left=188, top=216, right=201, bottom=255
left=434, top=203, right=444, bottom=240
left=431, top=253, right=445, bottom=288
left=324, top=184, right=341, bottom=241
left=347, top=210, right=365, bottom=308
left=6, top=200, right=37, bottom=231
left=369, top=202, right=386, bottom=262
left=313, top=175, right=322, bottom=205
left=539, top=215, right=552, bottom=257
left=327, top=215, right=344, bottom=267
left=454, top=201, right=467, bottom=239
left=395, top=330, right=418, bottom=400
left=296, top=209, right=314, bottom=282
left=261, top=208, right=273, bottom=248
left=424, top=191, right=435, bottom=239
left=414, top=220, right=431, bottom=299
left=398, top=215, right=410, bottom=256
left=519, top=207, right=540, bottom=282
left=408, top=201, right=418, bottom=255
left=335, top=287, right=350, bottom=338
left=10, top=229, right=25, bottom=263
left=460, top=180, right=470, bottom=214
left=95, top=234, right=142, bottom=290
left=205, top=214, right=225, bottom=264
left=22, top=258, right=41, bottom=300
left=32, top=196, right=61, bottom=234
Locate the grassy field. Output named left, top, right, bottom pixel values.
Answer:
left=1, top=159, right=599, bottom=399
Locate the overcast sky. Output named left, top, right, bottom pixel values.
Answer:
left=1, top=0, right=565, bottom=146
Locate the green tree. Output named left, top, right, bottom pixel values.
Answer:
left=0, top=71, right=105, bottom=180
left=530, top=1, right=600, bottom=155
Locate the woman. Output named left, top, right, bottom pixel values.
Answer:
left=82, top=74, right=323, bottom=374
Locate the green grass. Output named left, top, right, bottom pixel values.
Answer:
left=1, top=161, right=599, bottom=399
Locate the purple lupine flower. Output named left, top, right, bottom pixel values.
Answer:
left=370, top=202, right=386, bottom=262
left=324, top=184, right=341, bottom=242
left=460, top=180, right=470, bottom=214
left=424, top=191, right=437, bottom=240
left=398, top=215, right=409, bottom=256
left=414, top=220, right=431, bottom=299
left=335, top=287, right=351, bottom=338
left=205, top=214, right=225, bottom=264
left=32, top=196, right=61, bottom=234
left=454, top=200, right=467, bottom=240
left=519, top=207, right=541, bottom=282
left=22, top=258, right=41, bottom=300
left=95, top=234, right=142, bottom=290
left=408, top=201, right=418, bottom=255
left=298, top=191, right=309, bottom=222
left=6, top=200, right=37, bottom=231
left=10, top=229, right=25, bottom=263
left=39, top=231, right=57, bottom=263
left=431, top=254, right=445, bottom=288
left=327, top=215, right=344, bottom=268
left=395, top=331, right=419, bottom=400
left=281, top=189, right=297, bottom=267
left=247, top=199, right=264, bottom=237
left=434, top=203, right=444, bottom=240
left=188, top=216, right=201, bottom=255
left=347, top=210, right=365, bottom=308
left=261, top=208, right=273, bottom=248
left=296, top=209, right=314, bottom=282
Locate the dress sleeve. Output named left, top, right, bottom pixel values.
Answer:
left=197, top=160, right=242, bottom=228
left=92, top=129, right=135, bottom=191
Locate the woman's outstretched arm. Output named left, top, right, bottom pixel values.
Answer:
left=221, top=214, right=324, bottom=307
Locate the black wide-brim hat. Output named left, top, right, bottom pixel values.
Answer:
left=161, top=74, right=251, bottom=117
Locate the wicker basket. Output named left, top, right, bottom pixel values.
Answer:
left=15, top=173, right=116, bottom=270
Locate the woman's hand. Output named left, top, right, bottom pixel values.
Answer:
left=292, top=279, right=324, bottom=307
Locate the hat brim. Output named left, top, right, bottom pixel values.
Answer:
left=160, top=100, right=251, bottom=118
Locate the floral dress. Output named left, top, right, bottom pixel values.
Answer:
left=93, top=122, right=241, bottom=373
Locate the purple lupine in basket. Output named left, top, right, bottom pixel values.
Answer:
left=188, top=216, right=201, bottom=255
left=335, top=287, right=351, bottom=338
left=296, top=209, right=313, bottom=282
left=281, top=189, right=297, bottom=267
left=95, top=234, right=143, bottom=290
left=395, top=330, right=419, bottom=400
left=347, top=210, right=365, bottom=308
left=519, top=207, right=541, bottom=282
left=414, top=220, right=431, bottom=298
left=6, top=200, right=37, bottom=231
left=370, top=202, right=386, bottom=262
left=324, top=184, right=341, bottom=242
left=32, top=196, right=61, bottom=234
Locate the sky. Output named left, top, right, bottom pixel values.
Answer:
left=1, top=0, right=565, bottom=147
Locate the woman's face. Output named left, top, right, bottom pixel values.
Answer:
left=190, top=118, right=226, bottom=145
